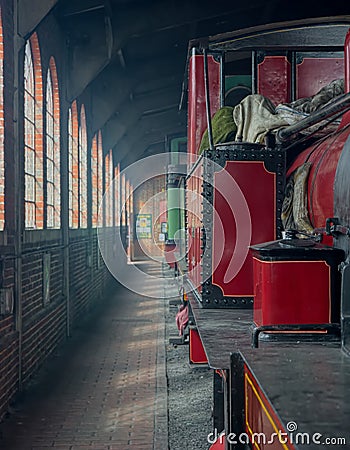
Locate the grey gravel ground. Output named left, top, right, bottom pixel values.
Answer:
left=163, top=268, right=213, bottom=450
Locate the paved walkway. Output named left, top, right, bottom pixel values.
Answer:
left=0, top=262, right=171, bottom=450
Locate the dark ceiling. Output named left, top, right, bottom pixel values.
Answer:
left=20, top=0, right=350, bottom=166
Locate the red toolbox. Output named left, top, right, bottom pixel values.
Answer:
left=251, top=238, right=344, bottom=329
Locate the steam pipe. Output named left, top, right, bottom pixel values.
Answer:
left=276, top=92, right=350, bottom=144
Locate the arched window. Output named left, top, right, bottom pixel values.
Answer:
left=91, top=134, right=97, bottom=227
left=91, top=131, right=103, bottom=227
left=24, top=33, right=43, bottom=229
left=125, top=180, right=132, bottom=228
left=68, top=101, right=79, bottom=228
left=121, top=174, right=126, bottom=227
left=105, top=149, right=113, bottom=227
left=0, top=12, right=4, bottom=230
left=97, top=131, right=103, bottom=228
left=79, top=105, right=87, bottom=228
left=45, top=57, right=60, bottom=228
left=114, top=164, right=120, bottom=227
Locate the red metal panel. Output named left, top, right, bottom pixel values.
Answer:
left=307, top=132, right=349, bottom=230
left=258, top=56, right=291, bottom=105
left=253, top=258, right=331, bottom=327
left=187, top=164, right=203, bottom=290
left=285, top=53, right=349, bottom=237
left=245, top=366, right=295, bottom=449
left=187, top=175, right=195, bottom=284
left=212, top=161, right=276, bottom=297
left=189, top=327, right=208, bottom=364
left=209, top=435, right=225, bottom=449
left=339, top=110, right=350, bottom=130
left=287, top=127, right=350, bottom=242
left=187, top=53, right=221, bottom=164
left=165, top=242, right=176, bottom=268
left=296, top=58, right=344, bottom=99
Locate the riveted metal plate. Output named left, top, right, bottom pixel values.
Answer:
left=188, top=143, right=285, bottom=308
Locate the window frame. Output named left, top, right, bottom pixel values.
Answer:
left=45, top=58, right=60, bottom=229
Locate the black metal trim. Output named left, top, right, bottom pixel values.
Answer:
left=207, top=19, right=350, bottom=52
left=341, top=262, right=350, bottom=356
left=229, top=353, right=245, bottom=450
left=251, top=51, right=257, bottom=95
left=202, top=284, right=254, bottom=309
left=199, top=144, right=286, bottom=308
left=291, top=50, right=296, bottom=102
left=252, top=323, right=341, bottom=348
left=213, top=370, right=225, bottom=433
left=220, top=52, right=225, bottom=108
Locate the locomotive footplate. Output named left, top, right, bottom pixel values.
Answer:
left=189, top=296, right=350, bottom=449
left=239, top=345, right=350, bottom=449
left=188, top=295, right=253, bottom=369
left=188, top=295, right=252, bottom=447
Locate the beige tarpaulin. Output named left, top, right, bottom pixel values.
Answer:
left=233, top=94, right=289, bottom=143
left=233, top=80, right=344, bottom=144
left=281, top=162, right=314, bottom=234
left=199, top=79, right=344, bottom=149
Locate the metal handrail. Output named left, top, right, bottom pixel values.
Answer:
left=276, top=92, right=350, bottom=144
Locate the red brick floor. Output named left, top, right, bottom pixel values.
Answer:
left=0, top=262, right=169, bottom=450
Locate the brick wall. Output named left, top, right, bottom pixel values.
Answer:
left=0, top=1, right=116, bottom=421
left=0, top=0, right=17, bottom=421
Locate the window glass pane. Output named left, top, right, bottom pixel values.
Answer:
left=25, top=202, right=35, bottom=228
left=25, top=148, right=35, bottom=175
left=24, top=118, right=35, bottom=149
left=47, top=137, right=54, bottom=160
left=47, top=182, right=54, bottom=204
left=25, top=175, right=35, bottom=202
left=47, top=159, right=54, bottom=182
left=47, top=205, right=54, bottom=228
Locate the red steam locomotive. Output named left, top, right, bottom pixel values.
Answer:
left=173, top=16, right=350, bottom=449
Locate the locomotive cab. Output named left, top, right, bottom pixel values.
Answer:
left=183, top=18, right=350, bottom=341
left=175, top=16, right=350, bottom=450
